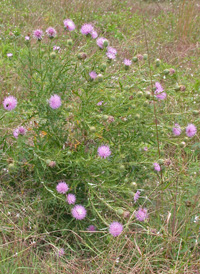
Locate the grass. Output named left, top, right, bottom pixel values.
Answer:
left=0, top=0, right=200, bottom=273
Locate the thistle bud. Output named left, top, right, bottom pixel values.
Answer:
left=67, top=39, right=73, bottom=46
left=50, top=52, right=56, bottom=59
left=155, top=58, right=161, bottom=67
left=77, top=52, right=87, bottom=60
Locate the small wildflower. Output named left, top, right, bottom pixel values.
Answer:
left=154, top=162, right=161, bottom=172
left=107, top=115, right=114, bottom=123
left=173, top=123, right=181, bottom=136
left=89, top=71, right=97, bottom=80
left=91, top=30, right=98, bottom=39
left=49, top=94, right=62, bottom=109
left=46, top=27, right=57, bottom=38
left=48, top=161, right=56, bottom=168
left=71, top=205, right=87, bottom=220
left=56, top=182, right=69, bottom=194
left=97, top=101, right=104, bottom=106
left=135, top=208, right=148, bottom=222
left=98, top=145, right=111, bottom=158
left=87, top=225, right=96, bottom=232
left=96, top=37, right=108, bottom=49
left=25, top=36, right=30, bottom=41
left=81, top=24, right=94, bottom=35
left=144, top=147, right=148, bottom=151
left=186, top=124, right=197, bottom=137
left=134, top=190, right=140, bottom=203
left=7, top=53, right=13, bottom=57
left=3, top=96, right=17, bottom=111
left=137, top=54, right=143, bottom=61
left=169, top=68, right=175, bottom=75
left=124, top=59, right=132, bottom=67
left=57, top=248, right=65, bottom=257
left=13, top=126, right=26, bottom=138
left=109, top=222, right=123, bottom=237
left=107, top=47, right=117, bottom=55
left=154, top=82, right=166, bottom=100
left=66, top=194, right=76, bottom=205
left=33, top=29, right=43, bottom=41
left=53, top=46, right=60, bottom=52
left=63, top=19, right=76, bottom=31
left=106, top=52, right=116, bottom=60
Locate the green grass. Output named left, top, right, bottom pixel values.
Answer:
left=0, top=0, right=200, bottom=273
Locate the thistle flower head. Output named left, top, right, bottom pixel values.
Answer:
left=71, top=205, right=87, bottom=220
left=109, top=222, right=123, bottom=237
left=49, top=94, right=62, bottom=109
left=107, top=47, right=117, bottom=55
left=66, top=194, right=76, bottom=205
left=3, top=96, right=17, bottom=111
left=46, top=27, right=57, bottom=38
left=124, top=59, right=132, bottom=66
left=135, top=208, right=148, bottom=222
left=56, top=182, right=69, bottom=194
left=81, top=24, right=94, bottom=35
left=154, top=162, right=161, bottom=172
left=33, top=29, right=43, bottom=41
left=134, top=190, right=141, bottom=203
left=186, top=124, right=197, bottom=137
left=96, top=37, right=108, bottom=49
left=91, top=30, right=98, bottom=39
left=87, top=225, right=96, bottom=232
left=98, top=145, right=111, bottom=158
left=63, top=19, right=76, bottom=31
left=173, top=123, right=181, bottom=136
left=106, top=52, right=116, bottom=60
left=154, top=82, right=166, bottom=100
left=89, top=71, right=97, bottom=79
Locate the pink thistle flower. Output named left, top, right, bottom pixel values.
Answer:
left=66, top=194, right=76, bottom=205
left=25, top=36, right=30, bottom=41
left=107, top=47, right=117, bottom=55
left=106, top=52, right=116, bottom=60
left=13, top=126, right=27, bottom=138
left=71, top=205, right=87, bottom=220
left=173, top=123, right=181, bottom=136
left=135, top=208, right=148, bottom=222
left=91, top=30, right=98, bottom=39
left=3, top=96, right=17, bottom=111
left=87, top=225, right=96, bottom=232
left=13, top=128, right=19, bottom=138
left=33, top=29, right=43, bottom=41
left=186, top=124, right=197, bottom=137
left=7, top=53, right=13, bottom=57
left=97, top=101, right=104, bottom=106
left=134, top=190, right=140, bottom=203
left=46, top=27, right=57, bottom=38
left=81, top=24, right=94, bottom=35
left=154, top=82, right=166, bottom=100
left=124, top=59, right=132, bottom=66
left=98, top=145, right=111, bottom=158
left=18, top=126, right=26, bottom=135
left=56, top=182, right=69, bottom=194
left=49, top=94, right=62, bottom=109
left=96, top=37, right=108, bottom=49
left=154, top=162, right=161, bottom=172
left=53, top=46, right=61, bottom=52
left=109, top=222, right=123, bottom=237
left=57, top=248, right=65, bottom=257
left=63, top=19, right=76, bottom=31
left=169, top=68, right=175, bottom=75
left=89, top=71, right=97, bottom=79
